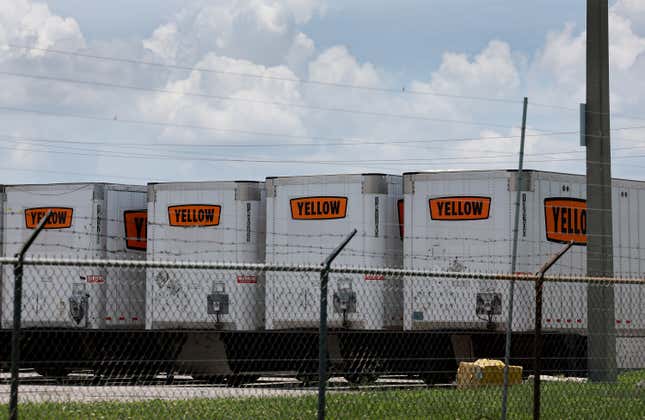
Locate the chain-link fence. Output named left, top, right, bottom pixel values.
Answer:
left=1, top=256, right=644, bottom=419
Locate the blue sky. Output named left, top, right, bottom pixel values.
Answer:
left=46, top=0, right=588, bottom=81
left=46, top=0, right=186, bottom=40
left=304, top=0, right=586, bottom=80
left=1, top=0, right=644, bottom=183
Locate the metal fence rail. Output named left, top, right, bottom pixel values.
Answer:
left=2, top=257, right=645, bottom=419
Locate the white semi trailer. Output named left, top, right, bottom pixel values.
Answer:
left=403, top=170, right=645, bottom=371
left=1, top=183, right=147, bottom=330
left=146, top=181, right=266, bottom=331
left=265, top=174, right=403, bottom=331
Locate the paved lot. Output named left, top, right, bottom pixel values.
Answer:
left=0, top=375, right=312, bottom=403
left=0, top=372, right=428, bottom=404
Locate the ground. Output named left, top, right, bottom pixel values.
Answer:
left=1, top=371, right=644, bottom=419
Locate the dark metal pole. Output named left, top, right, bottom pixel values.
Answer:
left=586, top=0, right=616, bottom=383
left=533, top=241, right=574, bottom=420
left=318, top=229, right=357, bottom=420
left=9, top=210, right=52, bottom=420
left=501, top=96, right=528, bottom=420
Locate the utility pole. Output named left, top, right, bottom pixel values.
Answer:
left=501, top=96, right=527, bottom=420
left=585, top=0, right=616, bottom=382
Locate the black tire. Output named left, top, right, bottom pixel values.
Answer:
left=296, top=373, right=320, bottom=386
left=207, top=376, right=228, bottom=385
left=342, top=345, right=381, bottom=387
left=132, top=373, right=158, bottom=385
left=420, top=371, right=454, bottom=386
left=35, top=368, right=70, bottom=381
left=343, top=373, right=378, bottom=386
left=91, top=374, right=107, bottom=385
left=192, top=375, right=226, bottom=384
left=226, top=374, right=259, bottom=387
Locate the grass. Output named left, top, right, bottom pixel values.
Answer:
left=2, top=372, right=644, bottom=419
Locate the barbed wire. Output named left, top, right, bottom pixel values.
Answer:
left=2, top=222, right=642, bottom=252
left=1, top=256, right=644, bottom=284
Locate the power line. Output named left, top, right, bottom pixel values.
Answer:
left=4, top=135, right=645, bottom=166
left=12, top=69, right=645, bottom=137
left=6, top=131, right=634, bottom=162
left=0, top=105, right=583, bottom=144
left=0, top=130, right=584, bottom=150
left=7, top=44, right=645, bottom=122
left=2, top=145, right=644, bottom=184
left=0, top=165, right=160, bottom=182
left=9, top=132, right=644, bottom=158
left=3, top=104, right=645, bottom=145
left=6, top=44, right=525, bottom=105
left=530, top=101, right=645, bottom=123
left=0, top=70, right=524, bottom=129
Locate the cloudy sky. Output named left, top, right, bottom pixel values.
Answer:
left=1, top=0, right=645, bottom=184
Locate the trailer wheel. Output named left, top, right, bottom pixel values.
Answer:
left=35, top=368, right=70, bottom=381
left=343, top=373, right=378, bottom=386
left=206, top=376, right=228, bottom=385
left=191, top=375, right=226, bottom=384
left=342, top=345, right=381, bottom=386
left=226, top=374, right=259, bottom=387
left=296, top=373, right=322, bottom=386
left=420, top=371, right=454, bottom=386
left=132, top=373, right=159, bottom=384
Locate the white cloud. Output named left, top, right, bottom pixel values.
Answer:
left=534, top=23, right=585, bottom=88
left=0, top=0, right=85, bottom=58
left=286, top=32, right=315, bottom=75
left=284, top=0, right=326, bottom=24
left=530, top=8, right=645, bottom=97
left=308, top=45, right=381, bottom=86
left=142, top=0, right=324, bottom=66
left=612, top=0, right=645, bottom=29
left=608, top=11, right=645, bottom=70
left=428, top=40, right=520, bottom=97
left=138, top=53, right=309, bottom=146
left=142, top=23, right=178, bottom=63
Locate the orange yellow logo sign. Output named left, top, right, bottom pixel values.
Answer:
left=168, top=205, right=221, bottom=227
left=544, top=198, right=587, bottom=245
left=290, top=196, right=348, bottom=220
left=124, top=210, right=147, bottom=251
left=25, top=207, right=73, bottom=229
left=429, top=196, right=491, bottom=221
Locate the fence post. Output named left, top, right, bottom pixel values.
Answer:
left=318, top=229, right=357, bottom=420
left=533, top=241, right=574, bottom=420
left=9, top=210, right=51, bottom=420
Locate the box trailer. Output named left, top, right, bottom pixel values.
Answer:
left=403, top=170, right=645, bottom=369
left=1, top=183, right=147, bottom=329
left=265, top=174, right=403, bottom=330
left=145, top=181, right=265, bottom=330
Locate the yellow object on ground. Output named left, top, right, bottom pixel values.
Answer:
left=456, top=359, right=523, bottom=388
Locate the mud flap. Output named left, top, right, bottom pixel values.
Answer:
left=451, top=334, right=474, bottom=364
left=175, top=332, right=233, bottom=377
left=69, top=283, right=89, bottom=325
left=327, top=333, right=343, bottom=372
